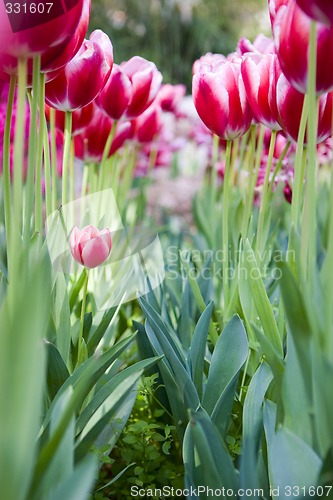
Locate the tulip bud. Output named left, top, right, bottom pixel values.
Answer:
left=295, top=0, right=333, bottom=26
left=271, top=0, right=333, bottom=93
left=192, top=59, right=253, bottom=140
left=45, top=30, right=113, bottom=111
left=70, top=225, right=112, bottom=269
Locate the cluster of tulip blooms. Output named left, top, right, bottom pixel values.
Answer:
left=192, top=0, right=333, bottom=206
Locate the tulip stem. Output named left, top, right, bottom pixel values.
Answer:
left=210, top=134, right=219, bottom=217
left=43, top=111, right=53, bottom=218
left=77, top=268, right=89, bottom=366
left=301, top=20, right=318, bottom=288
left=35, top=73, right=45, bottom=235
left=222, top=140, right=232, bottom=320
left=99, top=121, right=117, bottom=192
left=2, top=76, right=16, bottom=256
left=50, top=108, right=58, bottom=211
left=62, top=111, right=73, bottom=207
left=256, top=129, right=277, bottom=258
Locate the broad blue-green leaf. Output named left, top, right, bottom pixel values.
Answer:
left=48, top=455, right=98, bottom=500
left=86, top=306, right=117, bottom=354
left=268, top=427, right=322, bottom=491
left=183, top=408, right=238, bottom=497
left=242, top=239, right=283, bottom=356
left=46, top=341, right=70, bottom=401
left=240, top=363, right=273, bottom=492
left=188, top=302, right=213, bottom=399
left=203, top=315, right=248, bottom=416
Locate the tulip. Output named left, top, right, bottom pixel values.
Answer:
left=295, top=0, right=333, bottom=26
left=45, top=30, right=113, bottom=111
left=70, top=225, right=112, bottom=269
left=97, top=56, right=162, bottom=120
left=276, top=72, right=333, bottom=143
left=192, top=59, right=253, bottom=140
left=134, top=104, right=162, bottom=143
left=237, top=34, right=275, bottom=56
left=0, top=0, right=87, bottom=74
left=241, top=53, right=281, bottom=129
left=271, top=0, right=333, bottom=93
left=74, top=107, right=134, bottom=163
left=45, top=102, right=94, bottom=136
left=156, top=84, right=186, bottom=113
left=192, top=53, right=226, bottom=74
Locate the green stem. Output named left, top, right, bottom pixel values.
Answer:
left=291, top=97, right=309, bottom=229
left=222, top=140, right=232, bottom=321
left=24, top=56, right=40, bottom=242
left=43, top=112, right=52, bottom=218
left=301, top=21, right=318, bottom=288
left=50, top=107, right=58, bottom=211
left=256, top=129, right=277, bottom=257
left=77, top=269, right=89, bottom=365
left=98, top=121, right=117, bottom=192
left=61, top=111, right=73, bottom=206
left=210, top=134, right=219, bottom=216
left=12, top=58, right=27, bottom=240
left=35, top=73, right=45, bottom=234
left=2, top=76, right=16, bottom=253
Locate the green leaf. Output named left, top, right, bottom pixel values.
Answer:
left=203, top=315, right=248, bottom=419
left=188, top=301, right=213, bottom=399
left=183, top=408, right=238, bottom=495
left=48, top=456, right=98, bottom=500
left=53, top=273, right=71, bottom=365
left=242, top=239, right=283, bottom=356
left=268, top=427, right=322, bottom=490
left=46, top=341, right=70, bottom=401
left=87, top=306, right=117, bottom=354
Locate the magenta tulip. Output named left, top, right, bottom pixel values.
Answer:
left=156, top=84, right=186, bottom=113
left=296, top=0, right=333, bottom=26
left=192, top=53, right=226, bottom=75
left=271, top=0, right=333, bottom=93
left=241, top=53, right=281, bottom=129
left=45, top=30, right=113, bottom=111
left=0, top=0, right=87, bottom=74
left=276, top=72, right=333, bottom=143
left=134, top=104, right=162, bottom=143
left=97, top=56, right=162, bottom=120
left=74, top=106, right=134, bottom=163
left=237, top=34, right=275, bottom=56
left=70, top=225, right=112, bottom=269
left=45, top=102, right=94, bottom=136
left=192, top=59, right=253, bottom=140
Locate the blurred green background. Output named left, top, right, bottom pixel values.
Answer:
left=89, top=0, right=269, bottom=89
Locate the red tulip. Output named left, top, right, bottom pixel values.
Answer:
left=70, top=225, right=112, bottom=269
left=276, top=72, right=333, bottom=143
left=97, top=56, right=162, bottom=120
left=241, top=53, right=281, bottom=129
left=74, top=107, right=134, bottom=163
left=134, top=104, right=162, bottom=143
left=271, top=0, right=333, bottom=93
left=192, top=59, right=253, bottom=140
left=45, top=102, right=94, bottom=135
left=0, top=0, right=87, bottom=74
left=296, top=0, right=333, bottom=26
left=44, top=30, right=113, bottom=111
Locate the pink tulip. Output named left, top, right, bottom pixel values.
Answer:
left=97, top=56, right=162, bottom=120
left=74, top=106, right=134, bottom=163
left=241, top=53, right=281, bottom=129
left=271, top=0, right=333, bottom=93
left=192, top=59, right=253, bottom=140
left=0, top=0, right=87, bottom=74
left=45, top=30, right=113, bottom=111
left=70, top=225, right=112, bottom=269
left=276, top=72, right=333, bottom=143
left=156, top=84, right=186, bottom=113
left=296, top=0, right=333, bottom=26
left=192, top=53, right=226, bottom=75
left=45, top=102, right=94, bottom=136
left=133, top=104, right=162, bottom=143
left=237, top=34, right=275, bottom=56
